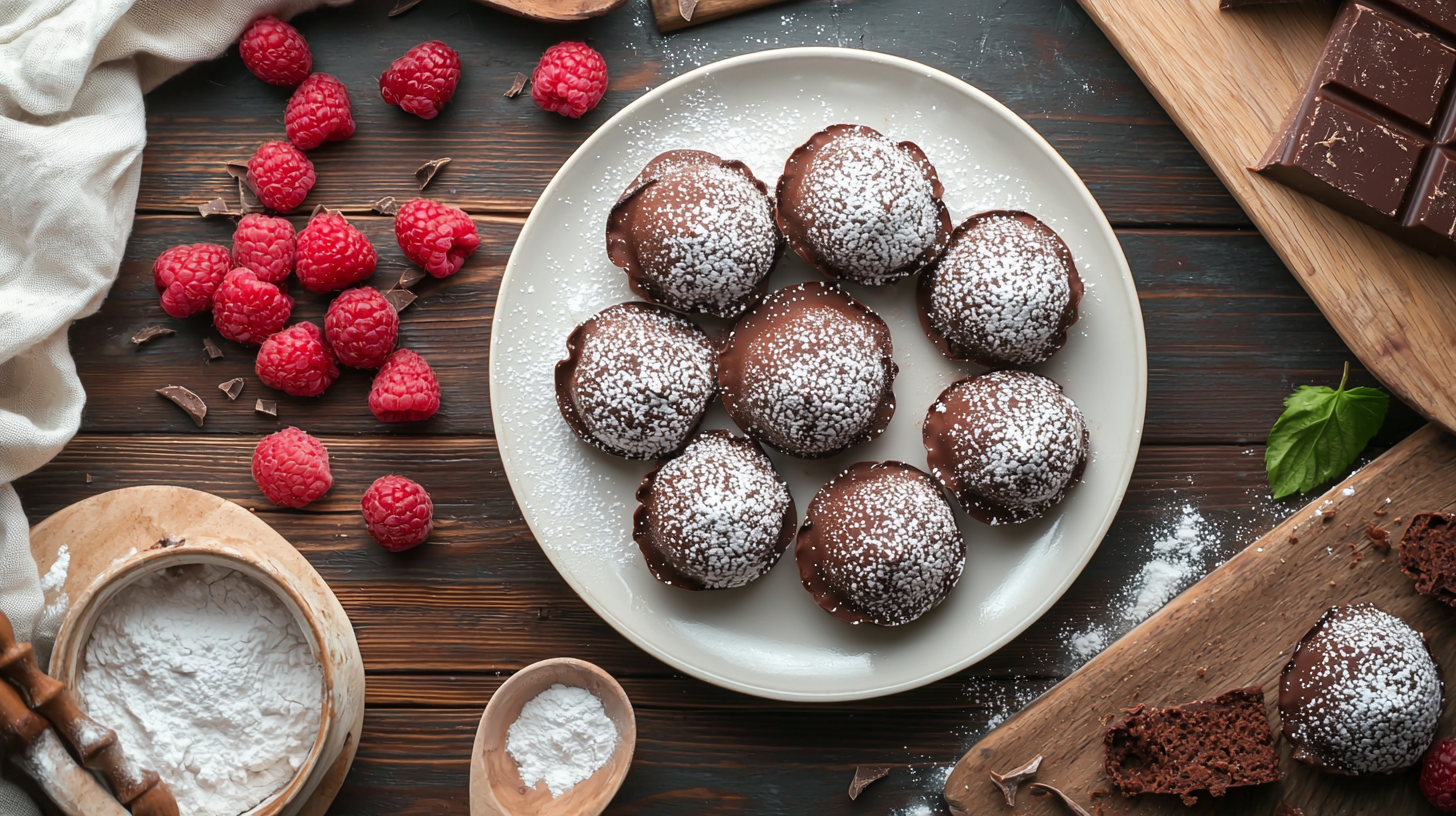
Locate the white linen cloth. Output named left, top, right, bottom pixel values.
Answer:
left=0, top=2, right=345, bottom=811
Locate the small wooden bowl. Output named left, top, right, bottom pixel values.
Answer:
left=470, top=0, right=627, bottom=23
left=470, top=658, right=636, bottom=816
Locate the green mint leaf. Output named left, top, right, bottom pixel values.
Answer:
left=1265, top=364, right=1388, bottom=499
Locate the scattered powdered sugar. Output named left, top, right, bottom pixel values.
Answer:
left=506, top=684, right=618, bottom=798
left=568, top=304, right=716, bottom=459
left=927, top=213, right=1072, bottom=366
left=1284, top=605, right=1441, bottom=774
left=78, top=564, right=323, bottom=816
left=646, top=432, right=791, bottom=588
left=796, top=130, right=941, bottom=284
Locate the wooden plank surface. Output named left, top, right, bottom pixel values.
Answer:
left=9, top=0, right=1441, bottom=814
left=945, top=425, right=1456, bottom=816
left=1073, top=0, right=1456, bottom=434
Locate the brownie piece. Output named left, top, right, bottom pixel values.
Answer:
left=1399, top=512, right=1456, bottom=605
left=1104, top=687, right=1281, bottom=805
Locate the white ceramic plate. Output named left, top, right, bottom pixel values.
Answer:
left=489, top=47, right=1146, bottom=702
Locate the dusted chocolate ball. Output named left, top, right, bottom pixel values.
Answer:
left=1280, top=603, right=1442, bottom=775
left=608, top=150, right=782, bottom=319
left=634, top=430, right=796, bottom=590
left=718, top=281, right=896, bottom=459
left=918, top=210, right=1083, bottom=368
left=555, top=302, right=716, bottom=460
left=796, top=461, right=965, bottom=626
left=776, top=123, right=952, bottom=286
left=923, top=370, right=1088, bottom=525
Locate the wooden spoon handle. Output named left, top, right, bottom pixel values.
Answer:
left=0, top=608, right=179, bottom=816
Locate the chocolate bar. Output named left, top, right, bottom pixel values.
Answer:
left=1257, top=0, right=1456, bottom=260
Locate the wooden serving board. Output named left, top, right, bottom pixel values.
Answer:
left=1073, top=0, right=1456, bottom=434
left=943, top=423, right=1456, bottom=815
left=650, top=0, right=789, bottom=32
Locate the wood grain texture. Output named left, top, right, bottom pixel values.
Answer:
left=944, top=424, right=1456, bottom=816
left=649, top=0, right=789, bottom=32
left=1075, top=0, right=1456, bottom=435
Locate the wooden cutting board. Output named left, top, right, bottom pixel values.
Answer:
left=1071, top=0, right=1456, bottom=435
left=943, top=423, right=1456, bottom=815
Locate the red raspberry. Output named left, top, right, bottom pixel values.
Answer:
left=212, top=269, right=294, bottom=346
left=252, top=427, right=331, bottom=508
left=285, top=73, right=356, bottom=150
left=360, top=475, right=434, bottom=551
left=256, top=322, right=340, bottom=397
left=1422, top=738, right=1456, bottom=812
left=152, top=243, right=231, bottom=318
left=232, top=213, right=295, bottom=283
left=247, top=140, right=315, bottom=213
left=295, top=212, right=378, bottom=293
left=394, top=199, right=480, bottom=279
left=369, top=349, right=440, bottom=422
left=379, top=41, right=460, bottom=120
left=325, top=286, right=399, bottom=369
left=531, top=41, right=607, bottom=119
left=238, top=16, right=312, bottom=87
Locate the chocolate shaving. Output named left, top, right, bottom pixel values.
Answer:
left=156, top=385, right=206, bottom=427
left=255, top=399, right=277, bottom=417
left=219, top=378, right=245, bottom=401
left=198, top=197, right=236, bottom=217
left=416, top=158, right=451, bottom=190
left=203, top=337, right=223, bottom=360
left=505, top=73, right=529, bottom=98
left=398, top=268, right=427, bottom=289
left=131, top=325, right=175, bottom=346
left=847, top=765, right=889, bottom=800
left=1365, top=522, right=1390, bottom=550
left=1029, top=783, right=1091, bottom=816
left=989, top=754, right=1041, bottom=806
left=384, top=288, right=417, bottom=313
left=371, top=196, right=400, bottom=216
left=152, top=535, right=185, bottom=550
left=389, top=0, right=424, bottom=15
left=679, top=0, right=698, bottom=20
left=310, top=203, right=344, bottom=219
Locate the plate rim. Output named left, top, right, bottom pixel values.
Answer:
left=489, top=45, right=1148, bottom=702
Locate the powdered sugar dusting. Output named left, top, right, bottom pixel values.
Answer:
left=927, top=213, right=1073, bottom=366
left=795, top=130, right=941, bottom=284
left=646, top=433, right=791, bottom=588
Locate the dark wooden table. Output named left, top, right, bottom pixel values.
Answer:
left=11, top=0, right=1430, bottom=813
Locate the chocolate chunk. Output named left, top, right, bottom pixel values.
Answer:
left=131, top=325, right=175, bottom=346
left=384, top=288, right=417, bottom=313
left=679, top=0, right=699, bottom=21
left=203, top=337, right=223, bottom=360
left=847, top=765, right=889, bottom=800
left=156, top=385, right=207, bottom=427
left=389, top=0, right=424, bottom=15
left=1399, top=512, right=1456, bottom=603
left=416, top=158, right=451, bottom=190
left=505, top=72, right=529, bottom=98
left=398, top=268, right=427, bottom=289
left=198, top=197, right=236, bottom=217
left=988, top=754, right=1041, bottom=806
left=219, top=378, right=245, bottom=401
left=1028, top=783, right=1091, bottom=816
left=371, top=196, right=400, bottom=216
left=255, top=398, right=277, bottom=417
left=309, top=203, right=344, bottom=219
left=1257, top=0, right=1456, bottom=260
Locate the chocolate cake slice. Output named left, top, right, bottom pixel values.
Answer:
left=1104, top=687, right=1281, bottom=805
left=1399, top=512, right=1456, bottom=605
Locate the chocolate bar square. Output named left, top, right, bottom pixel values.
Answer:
left=1257, top=0, right=1456, bottom=259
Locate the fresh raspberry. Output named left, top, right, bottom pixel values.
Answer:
left=247, top=140, right=315, bottom=213
left=152, top=243, right=231, bottom=318
left=285, top=73, right=356, bottom=150
left=360, top=475, right=434, bottom=551
left=325, top=286, right=399, bottom=369
left=369, top=349, right=440, bottom=422
left=530, top=41, right=607, bottom=119
left=379, top=41, right=460, bottom=120
left=295, top=212, right=378, bottom=293
left=238, top=16, right=312, bottom=87
left=232, top=213, right=295, bottom=283
left=394, top=199, right=480, bottom=279
left=256, top=322, right=340, bottom=397
left=252, top=427, right=331, bottom=508
left=1422, top=738, right=1456, bottom=812
left=212, top=269, right=294, bottom=346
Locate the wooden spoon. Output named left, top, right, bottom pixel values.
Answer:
left=469, top=0, right=628, bottom=23
left=470, top=658, right=636, bottom=816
